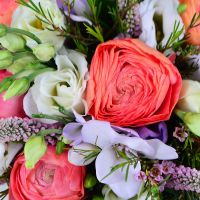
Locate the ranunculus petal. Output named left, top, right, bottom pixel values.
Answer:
left=82, top=120, right=119, bottom=148
left=85, top=39, right=182, bottom=127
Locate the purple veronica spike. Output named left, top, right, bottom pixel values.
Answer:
left=0, top=117, right=62, bottom=145
left=135, top=122, right=168, bottom=143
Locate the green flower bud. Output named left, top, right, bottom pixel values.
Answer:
left=0, top=77, right=14, bottom=93
left=24, top=136, right=47, bottom=169
left=0, top=33, right=26, bottom=52
left=8, top=55, right=35, bottom=74
left=175, top=109, right=200, bottom=136
left=177, top=4, right=187, bottom=14
left=4, top=77, right=30, bottom=100
left=0, top=50, right=13, bottom=69
left=33, top=43, right=55, bottom=62
left=84, top=173, right=98, bottom=189
left=0, top=24, right=7, bottom=37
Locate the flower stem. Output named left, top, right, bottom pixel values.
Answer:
left=38, top=129, right=62, bottom=137
left=7, top=27, right=42, bottom=44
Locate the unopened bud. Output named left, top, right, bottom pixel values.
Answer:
left=4, top=77, right=30, bottom=100
left=33, top=43, right=55, bottom=62
left=8, top=55, right=35, bottom=74
left=177, top=4, right=187, bottom=14
left=0, top=50, right=13, bottom=69
left=84, top=173, right=98, bottom=189
left=0, top=77, right=14, bottom=93
left=0, top=33, right=26, bottom=52
left=24, top=136, right=47, bottom=169
left=175, top=109, right=200, bottom=137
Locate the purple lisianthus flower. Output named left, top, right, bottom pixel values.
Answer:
left=135, top=122, right=168, bottom=143
left=56, top=0, right=92, bottom=24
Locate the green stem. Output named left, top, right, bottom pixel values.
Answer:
left=38, top=129, right=62, bottom=137
left=13, top=51, right=33, bottom=60
left=32, top=113, right=67, bottom=123
left=28, top=67, right=54, bottom=81
left=7, top=27, right=42, bottom=44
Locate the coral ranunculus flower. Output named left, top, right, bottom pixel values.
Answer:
left=179, top=0, right=200, bottom=45
left=86, top=39, right=182, bottom=127
left=9, top=146, right=85, bottom=200
left=0, top=0, right=18, bottom=25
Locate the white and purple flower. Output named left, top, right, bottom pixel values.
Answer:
left=63, top=118, right=178, bottom=199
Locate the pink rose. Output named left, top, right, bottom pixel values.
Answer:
left=9, top=146, right=86, bottom=200
left=0, top=70, right=26, bottom=118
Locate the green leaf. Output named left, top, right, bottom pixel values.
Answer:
left=56, top=141, right=66, bottom=155
left=84, top=24, right=104, bottom=42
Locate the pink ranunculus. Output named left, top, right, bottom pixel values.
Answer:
left=0, top=70, right=26, bottom=118
left=9, top=146, right=86, bottom=200
left=0, top=0, right=18, bottom=25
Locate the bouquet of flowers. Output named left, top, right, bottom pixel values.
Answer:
left=0, top=0, right=200, bottom=199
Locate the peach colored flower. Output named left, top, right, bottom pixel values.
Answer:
left=0, top=0, right=18, bottom=25
left=179, top=0, right=200, bottom=45
left=9, top=146, right=85, bottom=200
left=0, top=70, right=25, bottom=118
left=86, top=39, right=182, bottom=127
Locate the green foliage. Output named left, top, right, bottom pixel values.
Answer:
left=56, top=141, right=66, bottom=155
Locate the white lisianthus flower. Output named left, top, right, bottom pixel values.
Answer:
left=177, top=80, right=200, bottom=113
left=139, top=0, right=184, bottom=48
left=0, top=142, right=22, bottom=176
left=11, top=0, right=66, bottom=51
left=23, top=49, right=88, bottom=123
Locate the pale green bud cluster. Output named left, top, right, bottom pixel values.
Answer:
left=0, top=24, right=56, bottom=100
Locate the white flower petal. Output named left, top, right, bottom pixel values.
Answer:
left=114, top=135, right=155, bottom=158
left=139, top=0, right=184, bottom=48
left=67, top=50, right=88, bottom=79
left=96, top=146, right=142, bottom=199
left=145, top=139, right=178, bottom=160
left=68, top=143, right=98, bottom=166
left=0, top=142, right=22, bottom=176
left=82, top=120, right=119, bottom=148
left=5, top=143, right=23, bottom=168
left=95, top=146, right=141, bottom=184
left=11, top=0, right=66, bottom=51
left=109, top=178, right=142, bottom=199
left=24, top=49, right=88, bottom=122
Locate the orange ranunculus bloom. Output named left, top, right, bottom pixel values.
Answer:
left=0, top=0, right=18, bottom=25
left=179, top=0, right=200, bottom=45
left=86, top=39, right=182, bottom=127
left=9, top=146, right=86, bottom=200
